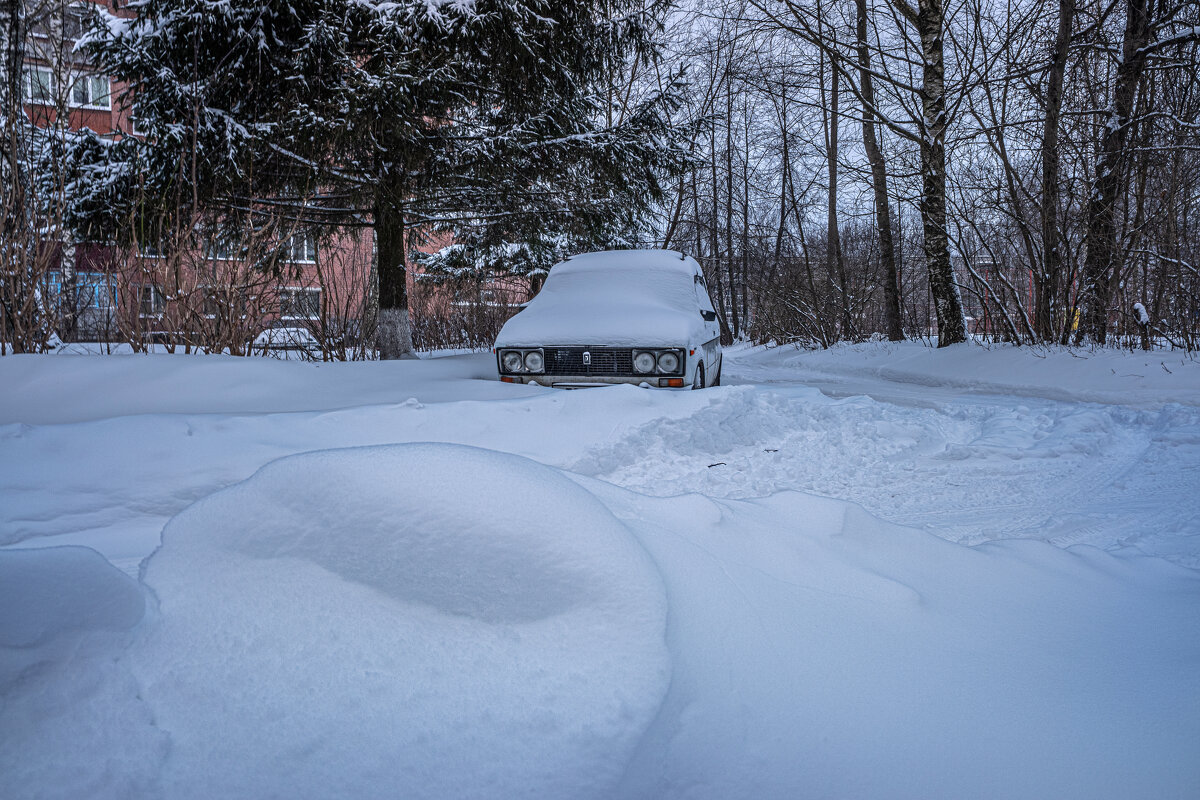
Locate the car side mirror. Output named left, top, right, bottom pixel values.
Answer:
left=701, top=310, right=717, bottom=322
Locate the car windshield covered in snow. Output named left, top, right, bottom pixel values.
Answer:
left=494, top=250, right=722, bottom=389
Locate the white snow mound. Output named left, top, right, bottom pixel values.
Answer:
left=131, top=443, right=670, bottom=800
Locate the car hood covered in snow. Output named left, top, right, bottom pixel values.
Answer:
left=494, top=250, right=708, bottom=348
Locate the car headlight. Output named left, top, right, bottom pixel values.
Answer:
left=657, top=351, right=680, bottom=374
left=633, top=351, right=656, bottom=373
left=524, top=350, right=544, bottom=373
left=501, top=350, right=524, bottom=372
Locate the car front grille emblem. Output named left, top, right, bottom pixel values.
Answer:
left=582, top=351, right=591, bottom=366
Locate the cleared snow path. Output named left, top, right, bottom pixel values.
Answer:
left=582, top=383, right=1200, bottom=568
left=577, top=343, right=1198, bottom=569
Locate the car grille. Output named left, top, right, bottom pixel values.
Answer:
left=544, top=347, right=634, bottom=376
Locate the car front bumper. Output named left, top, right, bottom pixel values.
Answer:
left=499, top=374, right=690, bottom=389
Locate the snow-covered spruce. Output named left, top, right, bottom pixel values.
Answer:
left=74, top=0, right=690, bottom=356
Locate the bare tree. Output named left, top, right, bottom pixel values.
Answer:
left=855, top=0, right=904, bottom=340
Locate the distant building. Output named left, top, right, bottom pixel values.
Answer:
left=13, top=0, right=530, bottom=354
left=14, top=0, right=376, bottom=351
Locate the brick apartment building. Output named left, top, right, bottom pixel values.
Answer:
left=14, top=0, right=376, bottom=352
left=12, top=0, right=531, bottom=354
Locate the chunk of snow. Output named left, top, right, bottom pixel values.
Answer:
left=0, top=546, right=143, bottom=648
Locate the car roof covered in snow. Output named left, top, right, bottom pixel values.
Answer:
left=551, top=249, right=702, bottom=278
left=494, top=250, right=708, bottom=348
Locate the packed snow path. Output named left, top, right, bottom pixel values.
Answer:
left=1, top=342, right=1198, bottom=799
left=593, top=345, right=1200, bottom=569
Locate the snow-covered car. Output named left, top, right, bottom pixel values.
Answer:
left=494, top=250, right=722, bottom=389
left=252, top=326, right=321, bottom=354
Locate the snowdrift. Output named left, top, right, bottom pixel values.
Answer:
left=1, top=444, right=670, bottom=800
left=735, top=340, right=1200, bottom=408
left=2, top=439, right=1198, bottom=799
left=0, top=350, right=535, bottom=425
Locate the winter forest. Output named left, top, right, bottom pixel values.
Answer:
left=2, top=0, right=1200, bottom=355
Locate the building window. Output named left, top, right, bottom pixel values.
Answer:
left=201, top=288, right=220, bottom=319
left=285, top=232, right=317, bottom=263
left=279, top=287, right=320, bottom=320
left=22, top=67, right=54, bottom=104
left=206, top=236, right=238, bottom=261
left=63, top=2, right=95, bottom=41
left=71, top=74, right=111, bottom=109
left=79, top=272, right=116, bottom=310
left=139, top=284, right=165, bottom=316
left=46, top=271, right=117, bottom=310
left=138, top=239, right=165, bottom=258
left=28, top=2, right=95, bottom=43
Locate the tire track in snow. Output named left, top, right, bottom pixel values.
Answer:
left=573, top=385, right=1200, bottom=567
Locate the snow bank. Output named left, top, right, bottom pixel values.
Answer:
left=2, top=442, right=1198, bottom=799
left=735, top=340, right=1200, bottom=407
left=0, top=380, right=714, bottom=569
left=4, top=343, right=1200, bottom=799
left=0, top=352, right=535, bottom=425
left=495, top=250, right=708, bottom=347
left=0, top=444, right=670, bottom=800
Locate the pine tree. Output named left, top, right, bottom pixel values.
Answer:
left=78, top=0, right=688, bottom=357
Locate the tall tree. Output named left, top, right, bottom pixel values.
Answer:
left=1072, top=0, right=1200, bottom=343
left=1, top=0, right=24, bottom=195
left=1038, top=0, right=1075, bottom=342
left=80, top=0, right=687, bottom=358
left=761, top=0, right=968, bottom=345
left=2, top=0, right=77, bottom=354
left=899, top=0, right=967, bottom=345
left=1077, top=0, right=1153, bottom=343
left=855, top=0, right=903, bottom=341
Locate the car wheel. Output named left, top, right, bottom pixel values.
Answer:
left=692, top=362, right=705, bottom=390
left=712, top=357, right=722, bottom=386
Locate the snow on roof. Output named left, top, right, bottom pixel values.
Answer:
left=495, top=249, right=709, bottom=347
left=553, top=249, right=702, bottom=277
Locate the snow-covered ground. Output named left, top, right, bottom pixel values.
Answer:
left=2, top=342, right=1198, bottom=799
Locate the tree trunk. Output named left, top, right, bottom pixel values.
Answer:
left=724, top=86, right=740, bottom=339
left=768, top=92, right=790, bottom=291
left=1037, top=0, right=1075, bottom=342
left=374, top=197, right=415, bottom=360
left=1, top=0, right=22, bottom=185
left=1078, top=0, right=1152, bottom=344
left=741, top=107, right=751, bottom=329
left=60, top=240, right=77, bottom=341
left=1, top=0, right=23, bottom=353
left=918, top=0, right=967, bottom=346
left=826, top=53, right=852, bottom=340
left=710, top=116, right=733, bottom=345
left=856, top=0, right=903, bottom=341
